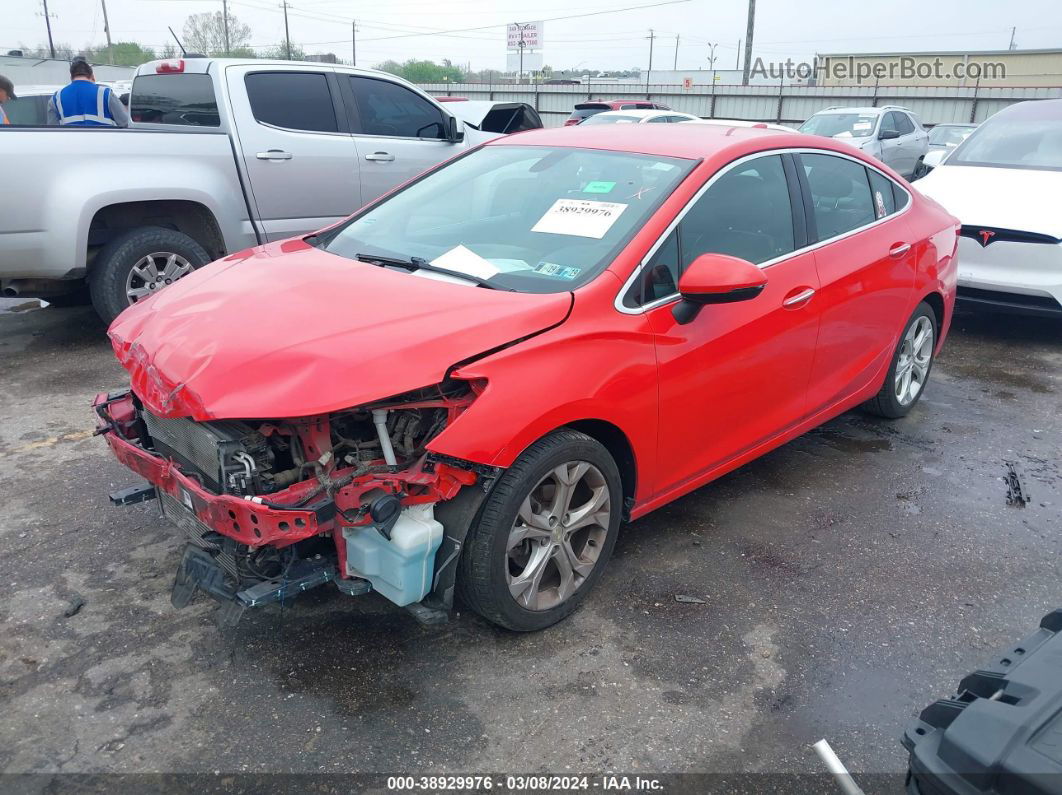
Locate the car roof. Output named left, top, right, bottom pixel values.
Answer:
left=488, top=122, right=833, bottom=163
left=813, top=107, right=885, bottom=115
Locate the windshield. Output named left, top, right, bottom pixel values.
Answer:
left=928, top=125, right=975, bottom=147
left=949, top=112, right=1062, bottom=171
left=317, top=145, right=694, bottom=293
left=581, top=114, right=643, bottom=125
left=799, top=112, right=878, bottom=138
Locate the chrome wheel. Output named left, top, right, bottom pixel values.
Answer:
left=506, top=461, right=611, bottom=612
left=894, top=315, right=934, bottom=406
left=125, top=251, right=195, bottom=304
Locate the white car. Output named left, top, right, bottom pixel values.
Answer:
left=913, top=123, right=978, bottom=179
left=917, top=99, right=1062, bottom=316
left=576, top=109, right=700, bottom=125
left=692, top=118, right=792, bottom=132
left=799, top=105, right=929, bottom=179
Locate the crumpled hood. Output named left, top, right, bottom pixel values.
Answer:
left=108, top=239, right=572, bottom=420
left=916, top=165, right=1062, bottom=239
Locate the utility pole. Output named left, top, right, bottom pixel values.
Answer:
left=673, top=34, right=679, bottom=70
left=742, top=0, right=756, bottom=85
left=39, top=0, right=56, bottom=59
left=646, top=28, right=655, bottom=93
left=280, top=1, right=292, bottom=60
left=736, top=39, right=741, bottom=69
left=514, top=22, right=529, bottom=84
left=352, top=19, right=357, bottom=65
left=1008, top=26, right=1016, bottom=50
left=222, top=0, right=231, bottom=55
left=100, top=0, right=113, bottom=64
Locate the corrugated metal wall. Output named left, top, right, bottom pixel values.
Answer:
left=420, top=82, right=1062, bottom=128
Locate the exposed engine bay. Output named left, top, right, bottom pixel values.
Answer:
left=94, top=379, right=497, bottom=623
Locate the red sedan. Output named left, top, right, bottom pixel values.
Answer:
left=97, top=124, right=958, bottom=632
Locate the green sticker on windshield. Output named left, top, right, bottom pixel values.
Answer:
left=583, top=181, right=616, bottom=194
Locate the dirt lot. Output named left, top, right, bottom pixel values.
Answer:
left=0, top=298, right=1058, bottom=781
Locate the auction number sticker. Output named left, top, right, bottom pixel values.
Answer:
left=532, top=199, right=628, bottom=239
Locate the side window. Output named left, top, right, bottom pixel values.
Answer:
left=892, top=181, right=910, bottom=211
left=867, top=169, right=898, bottom=218
left=881, top=111, right=900, bottom=135
left=680, top=154, right=795, bottom=267
left=647, top=115, right=670, bottom=124
left=894, top=112, right=915, bottom=135
left=245, top=72, right=337, bottom=132
left=349, top=76, right=446, bottom=138
left=624, top=230, right=679, bottom=307
left=619, top=104, right=638, bottom=110
left=802, top=153, right=877, bottom=240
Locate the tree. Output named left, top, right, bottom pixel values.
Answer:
left=84, top=41, right=156, bottom=67
left=373, top=59, right=463, bottom=83
left=182, top=11, right=251, bottom=56
left=262, top=42, right=305, bottom=61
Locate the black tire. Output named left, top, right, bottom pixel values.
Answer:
left=88, top=227, right=210, bottom=325
left=457, top=429, right=623, bottom=632
left=863, top=301, right=938, bottom=419
left=912, top=159, right=927, bottom=180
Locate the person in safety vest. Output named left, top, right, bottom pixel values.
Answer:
left=48, top=57, right=129, bottom=128
left=0, top=75, right=14, bottom=125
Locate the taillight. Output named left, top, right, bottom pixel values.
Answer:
left=156, top=59, right=185, bottom=74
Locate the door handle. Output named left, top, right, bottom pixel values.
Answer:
left=256, top=150, right=293, bottom=160
left=889, top=243, right=912, bottom=258
left=364, top=152, right=395, bottom=162
left=782, top=287, right=816, bottom=308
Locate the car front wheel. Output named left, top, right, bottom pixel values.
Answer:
left=458, top=429, right=622, bottom=631
left=864, top=301, right=938, bottom=418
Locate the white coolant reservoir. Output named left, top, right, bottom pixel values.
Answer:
left=341, top=503, right=444, bottom=607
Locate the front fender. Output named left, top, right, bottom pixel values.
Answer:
left=426, top=295, right=660, bottom=504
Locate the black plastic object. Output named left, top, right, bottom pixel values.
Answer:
left=369, top=493, right=402, bottom=540
left=109, top=482, right=158, bottom=506
left=903, top=608, right=1062, bottom=795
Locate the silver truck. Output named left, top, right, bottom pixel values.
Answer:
left=0, top=57, right=541, bottom=322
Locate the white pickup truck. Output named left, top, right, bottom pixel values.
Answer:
left=0, top=57, right=541, bottom=322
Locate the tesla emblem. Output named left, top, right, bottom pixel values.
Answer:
left=978, top=230, right=996, bottom=247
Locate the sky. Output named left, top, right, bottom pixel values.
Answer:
left=5, top=0, right=1062, bottom=72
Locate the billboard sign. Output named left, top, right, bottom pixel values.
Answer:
left=507, top=22, right=543, bottom=50
left=506, top=52, right=544, bottom=72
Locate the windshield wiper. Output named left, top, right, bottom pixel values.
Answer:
left=354, top=253, right=500, bottom=290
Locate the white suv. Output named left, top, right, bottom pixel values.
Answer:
left=799, top=106, right=929, bottom=179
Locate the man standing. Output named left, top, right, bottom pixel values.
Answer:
left=48, top=57, right=129, bottom=127
left=0, top=75, right=14, bottom=125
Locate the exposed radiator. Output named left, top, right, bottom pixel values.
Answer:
left=141, top=411, right=249, bottom=491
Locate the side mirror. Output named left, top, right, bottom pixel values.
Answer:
left=879, top=128, right=901, bottom=140
left=448, top=115, right=465, bottom=143
left=673, top=253, right=767, bottom=324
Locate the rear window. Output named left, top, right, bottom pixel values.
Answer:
left=569, top=104, right=608, bottom=121
left=131, top=73, right=220, bottom=127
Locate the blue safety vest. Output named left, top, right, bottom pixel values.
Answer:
left=52, top=81, right=116, bottom=127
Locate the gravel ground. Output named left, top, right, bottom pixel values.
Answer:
left=0, top=297, right=1058, bottom=783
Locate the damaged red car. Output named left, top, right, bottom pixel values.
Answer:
left=96, top=124, right=958, bottom=631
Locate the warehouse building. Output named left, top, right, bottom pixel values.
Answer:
left=815, top=48, right=1062, bottom=87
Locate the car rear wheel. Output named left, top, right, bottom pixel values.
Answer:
left=457, top=429, right=622, bottom=631
left=89, top=227, right=210, bottom=325
left=864, top=301, right=938, bottom=418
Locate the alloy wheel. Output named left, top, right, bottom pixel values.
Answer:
left=125, top=251, right=195, bottom=305
left=894, top=315, right=934, bottom=406
left=506, top=461, right=611, bottom=612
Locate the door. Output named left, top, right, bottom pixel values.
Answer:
left=631, top=153, right=821, bottom=495
left=226, top=65, right=361, bottom=241
left=894, top=111, right=927, bottom=176
left=343, top=75, right=463, bottom=205
left=797, top=152, right=916, bottom=413
left=878, top=111, right=907, bottom=173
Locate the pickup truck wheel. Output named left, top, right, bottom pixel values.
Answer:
left=457, top=429, right=622, bottom=632
left=89, top=227, right=210, bottom=324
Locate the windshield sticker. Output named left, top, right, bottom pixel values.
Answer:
left=648, top=162, right=676, bottom=171
left=583, top=181, right=616, bottom=194
left=531, top=199, right=628, bottom=239
left=853, top=121, right=872, bottom=131
left=431, top=244, right=499, bottom=280
left=535, top=262, right=582, bottom=280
